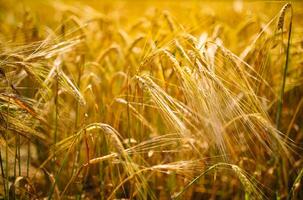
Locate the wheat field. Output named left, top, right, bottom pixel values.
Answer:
left=0, top=0, right=302, bottom=199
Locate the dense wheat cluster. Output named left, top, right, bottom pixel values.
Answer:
left=0, top=0, right=302, bottom=199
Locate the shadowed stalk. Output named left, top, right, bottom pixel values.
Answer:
left=13, top=136, right=17, bottom=199
left=97, top=139, right=105, bottom=200
left=47, top=137, right=78, bottom=200
left=54, top=64, right=59, bottom=170
left=0, top=151, right=7, bottom=199
left=275, top=3, right=293, bottom=130
left=17, top=135, right=21, bottom=176
left=127, top=67, right=131, bottom=142
left=5, top=97, right=10, bottom=200
left=47, top=58, right=61, bottom=200
left=274, top=4, right=293, bottom=197
left=73, top=54, right=85, bottom=200
left=13, top=134, right=21, bottom=199
left=26, top=138, right=30, bottom=200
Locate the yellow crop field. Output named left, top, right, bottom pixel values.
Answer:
left=0, top=0, right=302, bottom=199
